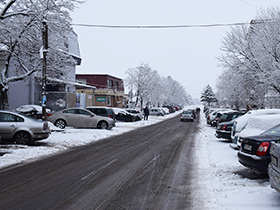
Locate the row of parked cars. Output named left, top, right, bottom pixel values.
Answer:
left=0, top=105, right=179, bottom=146
left=205, top=107, right=280, bottom=193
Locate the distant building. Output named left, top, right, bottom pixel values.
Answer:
left=76, top=74, right=126, bottom=108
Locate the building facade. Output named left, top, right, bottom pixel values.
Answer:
left=0, top=30, right=84, bottom=111
left=76, top=74, right=126, bottom=108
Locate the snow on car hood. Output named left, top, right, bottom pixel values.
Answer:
left=239, top=114, right=280, bottom=138
left=15, top=105, right=51, bottom=114
left=234, top=109, right=280, bottom=132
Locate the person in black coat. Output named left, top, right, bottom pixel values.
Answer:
left=143, top=106, right=149, bottom=120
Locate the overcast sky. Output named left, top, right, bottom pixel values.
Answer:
left=71, top=0, right=280, bottom=100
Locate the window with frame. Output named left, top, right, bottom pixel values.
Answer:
left=0, top=113, right=24, bottom=122
left=63, top=109, right=77, bottom=114
left=78, top=109, right=92, bottom=116
left=115, top=81, right=119, bottom=88
left=107, top=79, right=113, bottom=88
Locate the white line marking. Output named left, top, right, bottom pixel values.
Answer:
left=82, top=159, right=118, bottom=181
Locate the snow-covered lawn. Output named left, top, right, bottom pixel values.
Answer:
left=1, top=108, right=280, bottom=209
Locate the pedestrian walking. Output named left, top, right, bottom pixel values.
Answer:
left=143, top=106, right=149, bottom=120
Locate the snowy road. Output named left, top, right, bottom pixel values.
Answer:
left=1, top=109, right=280, bottom=209
left=0, top=113, right=199, bottom=209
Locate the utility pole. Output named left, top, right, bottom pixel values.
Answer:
left=41, top=19, right=48, bottom=120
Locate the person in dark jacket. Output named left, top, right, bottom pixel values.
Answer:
left=143, top=106, right=149, bottom=120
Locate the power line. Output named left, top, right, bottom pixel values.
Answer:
left=71, top=22, right=251, bottom=29
left=239, top=0, right=259, bottom=9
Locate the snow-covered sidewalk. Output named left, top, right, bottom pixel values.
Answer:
left=194, top=114, right=280, bottom=209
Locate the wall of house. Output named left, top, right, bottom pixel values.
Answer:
left=8, top=80, right=30, bottom=110
left=5, top=29, right=81, bottom=111
left=76, top=74, right=124, bottom=92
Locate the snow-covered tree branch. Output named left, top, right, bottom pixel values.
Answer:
left=125, top=63, right=191, bottom=109
left=217, top=6, right=280, bottom=109
left=0, top=0, right=84, bottom=109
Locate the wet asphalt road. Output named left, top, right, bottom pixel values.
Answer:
left=0, top=114, right=200, bottom=210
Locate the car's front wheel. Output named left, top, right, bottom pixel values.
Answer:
left=98, top=121, right=108, bottom=129
left=14, top=132, right=31, bottom=145
left=55, top=119, right=66, bottom=129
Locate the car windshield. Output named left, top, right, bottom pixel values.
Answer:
left=219, top=114, right=228, bottom=121
left=182, top=111, right=191, bottom=114
left=262, top=124, right=280, bottom=137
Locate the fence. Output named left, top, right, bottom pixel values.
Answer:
left=34, top=91, right=94, bottom=111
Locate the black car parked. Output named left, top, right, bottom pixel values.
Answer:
left=238, top=123, right=280, bottom=173
left=211, top=111, right=244, bottom=127
left=86, top=106, right=116, bottom=121
left=113, top=108, right=136, bottom=122
left=217, top=111, right=244, bottom=125
left=215, top=120, right=234, bottom=140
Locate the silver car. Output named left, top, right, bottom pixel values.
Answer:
left=149, top=108, right=165, bottom=116
left=47, top=108, right=115, bottom=129
left=0, top=110, right=50, bottom=145
left=180, top=110, right=194, bottom=121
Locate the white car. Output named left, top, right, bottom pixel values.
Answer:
left=15, top=104, right=51, bottom=119
left=149, top=108, right=165, bottom=116
left=236, top=114, right=280, bottom=149
left=180, top=110, right=194, bottom=121
left=231, top=109, right=280, bottom=146
left=162, top=107, right=170, bottom=114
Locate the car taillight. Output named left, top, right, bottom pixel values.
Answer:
left=108, top=115, right=111, bottom=118
left=256, top=142, right=270, bottom=156
left=222, top=125, right=227, bottom=130
left=46, top=113, right=52, bottom=117
left=137, top=110, right=140, bottom=113
left=43, top=122, right=48, bottom=131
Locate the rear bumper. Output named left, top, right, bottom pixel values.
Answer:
left=237, top=151, right=270, bottom=173
left=180, top=117, right=193, bottom=121
left=215, top=130, right=231, bottom=139
left=33, top=132, right=50, bottom=141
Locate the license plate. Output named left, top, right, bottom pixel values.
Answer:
left=271, top=155, right=278, bottom=167
left=244, top=144, right=252, bottom=151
